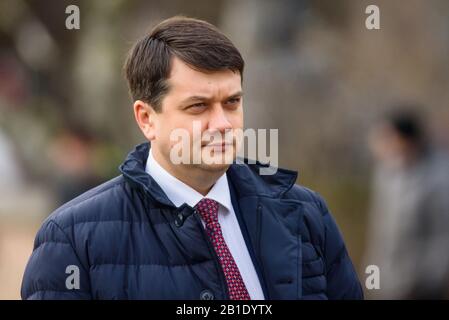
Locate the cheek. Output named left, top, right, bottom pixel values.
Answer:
left=154, top=116, right=177, bottom=145
left=229, top=111, right=244, bottom=129
left=157, top=116, right=200, bottom=147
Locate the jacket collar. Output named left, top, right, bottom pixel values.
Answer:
left=119, top=142, right=298, bottom=206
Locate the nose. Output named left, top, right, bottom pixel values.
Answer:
left=208, top=105, right=232, bottom=133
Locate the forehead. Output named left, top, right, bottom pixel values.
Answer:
left=167, top=57, right=242, bottom=99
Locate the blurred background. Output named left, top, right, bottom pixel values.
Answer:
left=1, top=0, right=448, bottom=299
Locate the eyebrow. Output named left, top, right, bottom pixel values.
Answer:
left=180, top=91, right=244, bottom=105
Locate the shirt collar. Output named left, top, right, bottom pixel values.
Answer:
left=145, top=148, right=232, bottom=212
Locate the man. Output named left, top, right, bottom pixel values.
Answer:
left=21, top=16, right=362, bottom=300
left=365, top=109, right=449, bottom=299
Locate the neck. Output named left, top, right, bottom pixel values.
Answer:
left=152, top=147, right=225, bottom=196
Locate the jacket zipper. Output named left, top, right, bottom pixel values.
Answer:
left=256, top=204, right=262, bottom=254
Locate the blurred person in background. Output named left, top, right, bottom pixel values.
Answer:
left=364, top=107, right=449, bottom=299
left=0, top=127, right=51, bottom=218
left=0, top=129, right=26, bottom=215
left=46, top=126, right=102, bottom=206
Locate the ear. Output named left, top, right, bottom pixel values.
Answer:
left=133, top=100, right=157, bottom=141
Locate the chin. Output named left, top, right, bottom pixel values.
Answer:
left=200, top=153, right=234, bottom=172
left=197, top=162, right=232, bottom=173
left=198, top=148, right=236, bottom=169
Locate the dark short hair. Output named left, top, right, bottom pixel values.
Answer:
left=385, top=107, right=427, bottom=146
left=124, top=16, right=245, bottom=112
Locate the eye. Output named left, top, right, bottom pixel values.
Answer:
left=226, top=97, right=241, bottom=105
left=186, top=102, right=207, bottom=113
left=224, top=97, right=241, bottom=108
left=187, top=102, right=207, bottom=109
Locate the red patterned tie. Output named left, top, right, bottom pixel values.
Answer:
left=195, top=198, right=251, bottom=300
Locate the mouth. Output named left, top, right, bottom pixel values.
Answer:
left=205, top=142, right=233, bottom=146
left=203, top=142, right=233, bottom=151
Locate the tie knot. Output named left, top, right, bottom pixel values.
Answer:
left=195, top=198, right=219, bottom=225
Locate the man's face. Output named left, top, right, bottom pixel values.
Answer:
left=150, top=57, right=244, bottom=174
left=368, top=123, right=411, bottom=169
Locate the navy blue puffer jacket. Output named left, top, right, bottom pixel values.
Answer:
left=21, top=142, right=363, bottom=300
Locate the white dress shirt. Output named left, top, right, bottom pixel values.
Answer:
left=145, top=149, right=265, bottom=300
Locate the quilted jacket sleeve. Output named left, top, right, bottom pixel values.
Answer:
left=21, top=218, right=92, bottom=300
left=315, top=193, right=364, bottom=300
